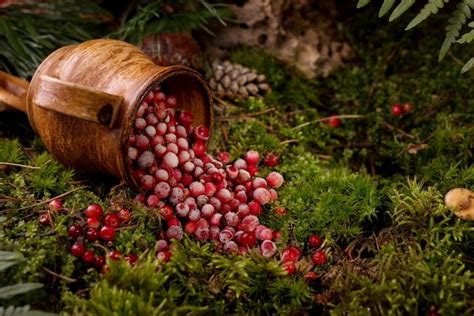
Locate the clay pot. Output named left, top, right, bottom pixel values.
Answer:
left=0, top=39, right=213, bottom=189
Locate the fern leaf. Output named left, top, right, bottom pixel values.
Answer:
left=0, top=283, right=43, bottom=299
left=461, top=57, right=474, bottom=72
left=406, top=0, right=449, bottom=30
left=389, top=0, right=416, bottom=21
left=357, top=0, right=371, bottom=8
left=0, top=306, right=56, bottom=316
left=457, top=29, right=474, bottom=42
left=379, top=0, right=396, bottom=17
left=439, top=1, right=472, bottom=61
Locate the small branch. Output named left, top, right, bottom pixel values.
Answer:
left=0, top=162, right=40, bottom=169
left=291, top=114, right=365, bottom=130
left=43, top=267, right=77, bottom=283
left=217, top=108, right=276, bottom=121
left=13, top=186, right=87, bottom=211
left=280, top=139, right=299, bottom=145
left=384, top=123, right=416, bottom=140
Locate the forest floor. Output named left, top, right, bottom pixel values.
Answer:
left=0, top=9, right=473, bottom=316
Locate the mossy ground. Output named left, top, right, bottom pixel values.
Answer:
left=1, top=8, right=474, bottom=315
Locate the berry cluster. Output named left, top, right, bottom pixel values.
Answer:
left=38, top=198, right=63, bottom=225
left=67, top=203, right=135, bottom=273
left=281, top=234, right=327, bottom=278
left=127, top=87, right=285, bottom=258
left=391, top=103, right=414, bottom=117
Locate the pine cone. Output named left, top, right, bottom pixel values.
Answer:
left=209, top=60, right=271, bottom=99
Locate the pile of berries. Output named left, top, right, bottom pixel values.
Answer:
left=127, top=86, right=285, bottom=258
left=281, top=234, right=327, bottom=278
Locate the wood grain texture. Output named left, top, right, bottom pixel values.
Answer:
left=11, top=39, right=214, bottom=189
left=0, top=71, right=29, bottom=112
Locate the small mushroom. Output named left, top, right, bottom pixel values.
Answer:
left=444, top=188, right=474, bottom=221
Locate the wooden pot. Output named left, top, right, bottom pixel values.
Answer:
left=0, top=39, right=213, bottom=189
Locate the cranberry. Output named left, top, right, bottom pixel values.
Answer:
left=244, top=150, right=260, bottom=165
left=311, top=250, right=327, bottom=265
left=266, top=172, right=284, bottom=188
left=248, top=201, right=262, bottom=216
left=93, top=255, right=106, bottom=270
left=308, top=234, right=322, bottom=248
left=138, top=151, right=155, bottom=169
left=167, top=225, right=184, bottom=240
left=283, top=262, right=296, bottom=275
left=68, top=224, right=83, bottom=239
left=260, top=240, right=277, bottom=258
left=48, top=199, right=63, bottom=212
left=391, top=103, right=404, bottom=117
left=157, top=251, right=172, bottom=263
left=274, top=207, right=287, bottom=216
left=247, top=164, right=259, bottom=176
left=241, top=215, right=259, bottom=232
left=135, top=135, right=150, bottom=151
left=195, top=227, right=210, bottom=241
left=104, top=213, right=121, bottom=228
left=87, top=217, right=100, bottom=229
left=194, top=125, right=210, bottom=141
left=272, top=230, right=282, bottom=241
left=327, top=116, right=342, bottom=128
left=109, top=250, right=121, bottom=261
left=85, top=203, right=103, bottom=218
left=141, top=175, right=156, bottom=191
left=223, top=241, right=239, bottom=254
left=402, top=102, right=414, bottom=113
left=70, top=242, right=86, bottom=257
left=124, top=253, right=138, bottom=266
left=304, top=271, right=319, bottom=281
left=281, top=246, right=301, bottom=262
left=147, top=195, right=160, bottom=207
left=118, top=209, right=131, bottom=223
left=216, top=152, right=231, bottom=164
left=167, top=217, right=180, bottom=227
left=192, top=140, right=207, bottom=156
left=167, top=95, right=177, bottom=107
left=239, top=232, right=257, bottom=247
left=253, top=188, right=271, bottom=205
left=144, top=91, right=154, bottom=103
left=86, top=228, right=99, bottom=241
left=39, top=213, right=51, bottom=225
left=263, top=153, right=279, bottom=167
left=134, top=118, right=147, bottom=131
left=160, top=205, right=174, bottom=221
left=178, top=111, right=193, bottom=126
left=184, top=221, right=198, bottom=234
left=82, top=250, right=95, bottom=263
left=99, top=225, right=116, bottom=241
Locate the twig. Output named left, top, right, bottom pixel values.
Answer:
left=280, top=139, right=299, bottom=145
left=384, top=123, right=416, bottom=139
left=13, top=186, right=87, bottom=211
left=43, top=267, right=77, bottom=283
left=0, top=162, right=40, bottom=169
left=291, top=114, right=365, bottom=130
left=217, top=108, right=275, bottom=121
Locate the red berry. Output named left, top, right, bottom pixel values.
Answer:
left=239, top=232, right=257, bottom=247
left=192, top=140, right=207, bottom=156
left=109, top=250, right=121, bottom=261
left=272, top=230, right=281, bottom=241
left=124, top=253, right=138, bottom=266
left=87, top=217, right=100, bottom=229
left=82, top=250, right=95, bottom=263
left=216, top=152, right=230, bottom=164
left=194, top=125, right=210, bottom=141
left=184, top=221, right=198, bottom=234
left=99, top=225, right=116, bottom=241
left=70, top=242, right=86, bottom=257
left=260, top=240, right=277, bottom=258
left=39, top=213, right=51, bottom=225
left=274, top=207, right=287, bottom=216
left=104, top=213, right=121, bottom=228
left=281, top=246, right=301, bottom=262
left=160, top=205, right=174, bottom=221
left=86, top=228, right=99, bottom=241
left=308, top=234, right=322, bottom=248
left=247, top=164, right=259, bottom=176
left=157, top=251, right=172, bottom=263
left=48, top=199, right=63, bottom=212
left=248, top=201, right=262, bottom=216
left=118, top=209, right=131, bottom=223
left=327, top=116, right=342, bottom=128
left=93, top=255, right=106, bottom=270
left=304, top=271, right=319, bottom=281
left=391, top=103, right=404, bottom=117
left=266, top=172, right=284, bottom=188
left=402, top=102, right=414, bottom=113
left=253, top=188, right=271, bottom=205
left=244, top=150, right=260, bottom=165
left=167, top=95, right=177, bottom=107
left=68, top=224, right=83, bottom=238
left=85, top=203, right=103, bottom=218
left=263, top=153, right=279, bottom=167
left=283, top=262, right=296, bottom=275
left=144, top=91, right=154, bottom=103
left=147, top=194, right=160, bottom=208
left=311, top=250, right=327, bottom=265
left=178, top=111, right=193, bottom=126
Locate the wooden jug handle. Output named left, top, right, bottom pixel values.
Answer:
left=33, top=75, right=123, bottom=128
left=0, top=71, right=29, bottom=112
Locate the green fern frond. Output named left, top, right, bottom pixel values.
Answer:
left=406, top=0, right=449, bottom=30
left=389, top=0, right=416, bottom=21
left=461, top=57, right=474, bottom=72
left=439, top=1, right=472, bottom=61
left=457, top=29, right=474, bottom=43
left=357, top=0, right=371, bottom=9
left=0, top=305, right=56, bottom=316
left=379, top=0, right=397, bottom=17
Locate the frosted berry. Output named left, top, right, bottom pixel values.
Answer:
left=216, top=151, right=230, bottom=164
left=244, top=150, right=260, bottom=165
left=70, top=242, right=86, bottom=257
left=48, top=199, right=63, bottom=212
left=263, top=153, right=279, bottom=167
left=162, top=152, right=179, bottom=169
left=233, top=158, right=247, bottom=170
left=157, top=251, right=172, bottom=263
left=189, top=182, right=205, bottom=197
left=253, top=188, right=271, bottom=205
left=85, top=203, right=103, bottom=218
left=391, top=103, right=404, bottom=117
left=68, top=224, right=83, bottom=238
left=144, top=125, right=157, bottom=137
left=239, top=232, right=257, bottom=247
left=210, top=213, right=223, bottom=226
left=248, top=201, right=262, bottom=216
left=224, top=241, right=239, bottom=254
left=154, top=182, right=171, bottom=199
left=118, top=209, right=131, bottom=223
left=134, top=118, right=146, bottom=131
left=140, top=175, right=156, bottom=191
left=260, top=240, right=277, bottom=258
left=82, top=250, right=95, bottom=263
left=128, top=147, right=138, bottom=160
left=311, top=250, right=327, bottom=265
left=39, top=213, right=51, bottom=225
left=156, top=239, right=169, bottom=252
left=135, top=135, right=150, bottom=151
left=166, top=225, right=183, bottom=240
left=99, top=225, right=116, bottom=241
left=147, top=194, right=160, bottom=207
left=308, top=234, right=322, bottom=248
left=104, top=213, right=121, bottom=228
left=178, top=111, right=193, bottom=126
left=138, top=151, right=155, bottom=169
left=159, top=205, right=174, bottom=221
left=195, top=227, right=210, bottom=241
left=241, top=215, right=259, bottom=232
left=219, top=229, right=234, bottom=244
left=266, top=172, right=284, bottom=188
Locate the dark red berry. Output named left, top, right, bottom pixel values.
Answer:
left=39, top=213, right=51, bottom=225
left=48, top=199, right=63, bottom=212
left=178, top=111, right=193, bottom=126
left=104, top=213, right=121, bottom=228
left=391, top=103, right=404, bottom=117
left=99, top=225, right=116, bottom=241
left=263, top=153, right=279, bottom=167
left=70, top=242, right=86, bottom=257
left=82, top=250, right=95, bottom=263
left=118, top=209, right=131, bottom=223
left=94, top=255, right=106, bottom=270
left=85, top=203, right=103, bottom=218
left=86, top=228, right=99, bottom=241
left=308, top=234, right=322, bottom=248
left=239, top=232, right=257, bottom=247
left=327, top=116, right=342, bottom=128
left=283, top=262, right=296, bottom=275
left=160, top=205, right=174, bottom=221
left=87, top=217, right=100, bottom=229
left=281, top=246, right=301, bottom=262
left=311, top=250, right=327, bottom=265
left=68, top=224, right=83, bottom=239
left=108, top=250, right=121, bottom=261
left=194, top=125, right=209, bottom=141
left=304, top=271, right=319, bottom=281
left=124, top=253, right=138, bottom=266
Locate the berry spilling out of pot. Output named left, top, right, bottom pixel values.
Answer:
left=127, top=85, right=285, bottom=258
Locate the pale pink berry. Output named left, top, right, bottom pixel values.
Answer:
left=176, top=138, right=189, bottom=150
left=238, top=169, right=251, bottom=183
left=166, top=143, right=178, bottom=154
left=234, top=159, right=247, bottom=170
left=252, top=177, right=267, bottom=189
left=146, top=113, right=158, bottom=125
left=184, top=197, right=197, bottom=210
left=183, top=161, right=195, bottom=173
left=224, top=241, right=238, bottom=254
left=219, top=229, right=234, bottom=243
left=165, top=133, right=177, bottom=144
left=175, top=203, right=190, bottom=218
left=138, top=151, right=154, bottom=169
left=266, top=172, right=284, bottom=188
left=168, top=187, right=184, bottom=205
left=234, top=191, right=248, bottom=203
left=136, top=102, right=147, bottom=118
left=258, top=228, right=273, bottom=240
left=155, top=169, right=169, bottom=181
left=236, top=204, right=250, bottom=218
left=253, top=188, right=271, bottom=205
left=141, top=175, right=156, bottom=190
left=156, top=239, right=169, bottom=252
left=224, top=212, right=239, bottom=227
left=144, top=126, right=156, bottom=138
left=189, top=182, right=205, bottom=197
left=156, top=122, right=167, bottom=135
left=210, top=213, right=222, bottom=226
left=195, top=227, right=209, bottom=241
left=209, top=197, right=222, bottom=211
left=216, top=188, right=232, bottom=203
left=162, top=152, right=178, bottom=168
left=226, top=166, right=238, bottom=179
left=234, top=185, right=246, bottom=192
left=188, top=209, right=201, bottom=221
left=193, top=167, right=204, bottom=178
left=255, top=225, right=267, bottom=239
left=135, top=135, right=150, bottom=151
left=147, top=194, right=160, bottom=207
left=192, top=158, right=203, bottom=168
left=196, top=218, right=209, bottom=229
left=228, top=199, right=240, bottom=212
left=166, top=226, right=183, bottom=240
left=209, top=226, right=220, bottom=241
left=241, top=215, right=259, bottom=232
left=269, top=189, right=278, bottom=201
left=196, top=195, right=209, bottom=208
left=167, top=96, right=177, bottom=107
left=201, top=204, right=215, bottom=218
left=176, top=125, right=187, bottom=137
left=150, top=135, right=164, bottom=147
left=233, top=230, right=244, bottom=244
left=135, top=118, right=146, bottom=131
left=204, top=182, right=217, bottom=197
left=260, top=240, right=277, bottom=258
left=217, top=152, right=230, bottom=164
left=154, top=182, right=170, bottom=199
left=128, top=147, right=138, bottom=160
left=154, top=144, right=167, bottom=157
left=244, top=150, right=260, bottom=165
